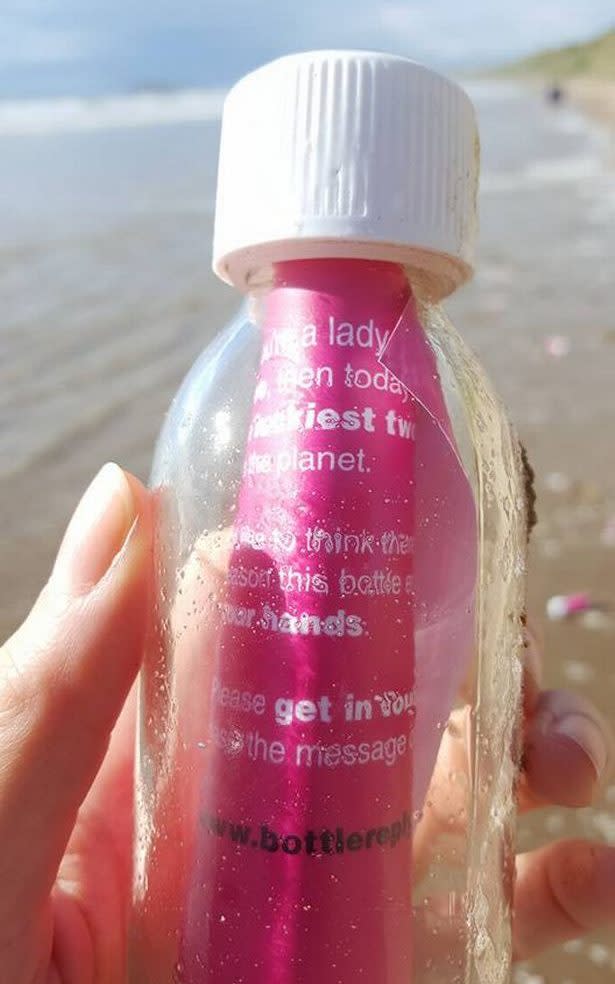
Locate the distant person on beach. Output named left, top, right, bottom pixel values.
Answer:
left=547, top=82, right=565, bottom=104
left=0, top=462, right=613, bottom=981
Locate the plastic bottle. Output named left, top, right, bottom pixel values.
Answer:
left=130, top=51, right=527, bottom=984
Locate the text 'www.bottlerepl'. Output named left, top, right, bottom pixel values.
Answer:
left=200, top=811, right=412, bottom=855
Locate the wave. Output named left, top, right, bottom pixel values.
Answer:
left=0, top=79, right=525, bottom=137
left=481, top=152, right=605, bottom=193
left=462, top=80, right=525, bottom=102
left=0, top=88, right=227, bottom=136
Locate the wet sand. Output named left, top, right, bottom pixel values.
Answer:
left=569, top=79, right=615, bottom=133
left=1, top=82, right=614, bottom=981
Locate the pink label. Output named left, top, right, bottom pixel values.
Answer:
left=178, top=260, right=475, bottom=984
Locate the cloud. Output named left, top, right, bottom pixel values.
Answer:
left=2, top=16, right=92, bottom=65
left=375, top=0, right=615, bottom=63
left=1, top=0, right=613, bottom=95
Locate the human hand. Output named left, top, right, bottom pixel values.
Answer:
left=0, top=464, right=152, bottom=984
left=1, top=465, right=613, bottom=984
left=510, top=629, right=615, bottom=959
left=414, top=625, right=615, bottom=963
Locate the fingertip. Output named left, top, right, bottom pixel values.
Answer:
left=524, top=690, right=614, bottom=808
left=514, top=840, right=615, bottom=960
left=52, top=463, right=137, bottom=595
left=525, top=732, right=599, bottom=807
left=93, top=469, right=153, bottom=595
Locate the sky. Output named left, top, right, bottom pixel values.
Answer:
left=1, top=0, right=614, bottom=99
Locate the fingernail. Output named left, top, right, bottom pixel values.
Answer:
left=552, top=711, right=610, bottom=782
left=53, top=463, right=136, bottom=594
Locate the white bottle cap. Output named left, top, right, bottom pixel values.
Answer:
left=213, top=50, right=479, bottom=297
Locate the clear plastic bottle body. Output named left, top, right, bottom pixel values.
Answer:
left=130, top=259, right=526, bottom=984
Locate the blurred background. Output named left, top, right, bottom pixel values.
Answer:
left=1, top=2, right=614, bottom=981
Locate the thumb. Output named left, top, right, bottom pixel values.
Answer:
left=0, top=463, right=151, bottom=939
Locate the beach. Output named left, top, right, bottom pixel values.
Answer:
left=1, top=80, right=615, bottom=981
left=570, top=78, right=615, bottom=133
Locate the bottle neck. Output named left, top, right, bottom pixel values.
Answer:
left=272, top=257, right=410, bottom=295
left=250, top=258, right=413, bottom=344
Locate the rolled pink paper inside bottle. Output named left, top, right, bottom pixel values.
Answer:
left=179, top=259, right=477, bottom=984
